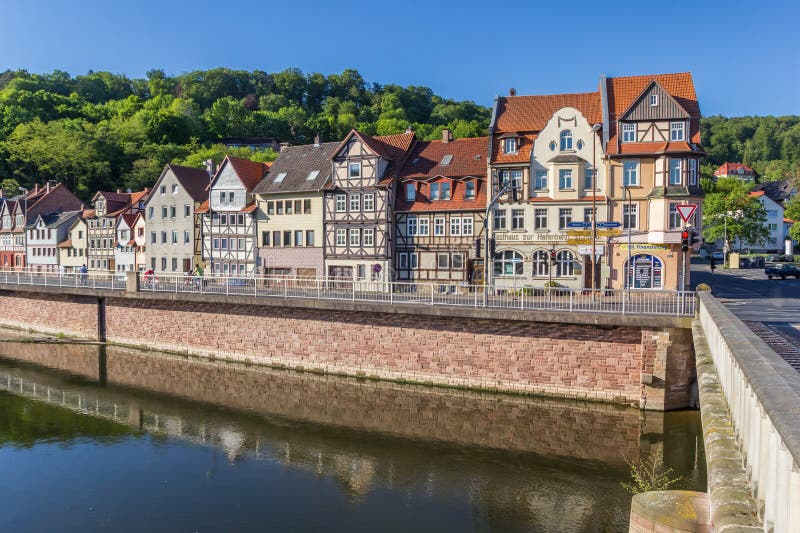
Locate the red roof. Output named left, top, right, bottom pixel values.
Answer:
left=613, top=142, right=698, bottom=156
left=494, top=92, right=602, bottom=132
left=221, top=156, right=271, bottom=191
left=749, top=191, right=765, bottom=197
left=491, top=133, right=537, bottom=164
left=194, top=200, right=256, bottom=214
left=395, top=176, right=487, bottom=213
left=714, top=162, right=755, bottom=176
left=785, top=218, right=794, bottom=224
left=398, top=137, right=488, bottom=179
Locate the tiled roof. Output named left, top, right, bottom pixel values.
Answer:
left=714, top=162, right=754, bottom=175
left=785, top=218, right=795, bottom=224
left=398, top=137, right=488, bottom=179
left=253, top=141, right=338, bottom=195
left=491, top=133, right=536, bottom=164
left=753, top=179, right=795, bottom=203
left=395, top=176, right=487, bottom=213
left=494, top=92, right=602, bottom=132
left=168, top=164, right=211, bottom=201
left=119, top=213, right=138, bottom=228
left=57, top=239, right=72, bottom=249
left=221, top=156, right=271, bottom=192
left=612, top=141, right=699, bottom=156
left=129, top=190, right=149, bottom=206
left=194, top=200, right=256, bottom=214
left=749, top=191, right=765, bottom=197
left=372, top=131, right=416, bottom=159
left=195, top=200, right=209, bottom=214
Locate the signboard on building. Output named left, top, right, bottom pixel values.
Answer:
left=597, top=229, right=622, bottom=237
left=577, top=245, right=605, bottom=255
left=597, top=222, right=622, bottom=228
left=567, top=221, right=592, bottom=228
left=495, top=232, right=567, bottom=243
left=617, top=243, right=669, bottom=251
left=566, top=237, right=593, bottom=245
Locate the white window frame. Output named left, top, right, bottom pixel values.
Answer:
left=452, top=253, right=464, bottom=270
left=669, top=159, right=682, bottom=185
left=363, top=228, right=374, bottom=246
left=418, top=217, right=429, bottom=236
left=335, top=194, right=346, bottom=213
left=623, top=160, right=639, bottom=186
left=437, top=253, right=450, bottom=270
left=534, top=170, right=548, bottom=190
left=406, top=216, right=418, bottom=236
left=433, top=217, right=445, bottom=236
left=670, top=121, right=685, bottom=141
left=511, top=209, right=525, bottom=230
left=363, top=193, right=375, bottom=212
left=349, top=194, right=360, bottom=212
left=493, top=209, right=506, bottom=230
left=349, top=228, right=360, bottom=246
left=335, top=228, right=346, bottom=246
left=689, top=159, right=698, bottom=185
left=558, top=208, right=572, bottom=230
left=534, top=208, right=547, bottom=230
left=464, top=181, right=476, bottom=199
left=450, top=217, right=462, bottom=236
left=622, top=123, right=636, bottom=143
left=560, top=130, right=573, bottom=151
left=398, top=252, right=408, bottom=269
left=623, top=203, right=638, bottom=230
left=649, top=94, right=658, bottom=106
left=349, top=162, right=361, bottom=178
left=558, top=169, right=573, bottom=190
left=503, top=138, right=517, bottom=154
left=462, top=216, right=473, bottom=236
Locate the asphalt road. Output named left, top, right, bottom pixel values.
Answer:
left=691, top=264, right=800, bottom=369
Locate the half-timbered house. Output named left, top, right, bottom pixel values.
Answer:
left=394, top=132, right=488, bottom=285
left=58, top=212, right=90, bottom=272
left=114, top=212, right=147, bottom=272
left=87, top=189, right=149, bottom=272
left=323, top=129, right=416, bottom=281
left=198, top=156, right=269, bottom=276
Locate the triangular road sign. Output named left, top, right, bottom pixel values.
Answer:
left=676, top=204, right=697, bottom=223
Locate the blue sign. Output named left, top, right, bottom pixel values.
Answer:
left=597, top=221, right=622, bottom=228
left=567, top=221, right=592, bottom=228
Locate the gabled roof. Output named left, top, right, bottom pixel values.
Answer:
left=714, top=162, right=755, bottom=175
left=332, top=130, right=416, bottom=161
left=118, top=213, right=139, bottom=229
left=753, top=179, right=796, bottom=203
left=494, top=92, right=602, bottom=132
left=612, top=141, right=700, bottom=156
left=146, top=164, right=210, bottom=203
left=220, top=156, right=271, bottom=192
left=28, top=210, right=81, bottom=230
left=398, top=137, right=488, bottom=180
left=253, top=141, right=338, bottom=195
left=395, top=176, right=487, bottom=213
left=491, top=133, right=536, bottom=164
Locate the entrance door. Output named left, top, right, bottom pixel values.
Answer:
left=328, top=265, right=353, bottom=290
left=183, top=258, right=191, bottom=272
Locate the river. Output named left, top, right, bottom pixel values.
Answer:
left=0, top=336, right=705, bottom=532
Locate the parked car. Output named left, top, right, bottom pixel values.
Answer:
left=712, top=251, right=724, bottom=261
left=765, top=263, right=800, bottom=279
left=767, top=254, right=795, bottom=263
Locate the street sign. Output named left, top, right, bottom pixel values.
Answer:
left=566, top=237, right=593, bottom=245
left=597, top=221, right=621, bottom=228
left=596, top=229, right=622, bottom=237
left=676, top=204, right=697, bottom=223
left=566, top=229, right=592, bottom=237
left=577, top=245, right=605, bottom=255
left=567, top=221, right=592, bottom=228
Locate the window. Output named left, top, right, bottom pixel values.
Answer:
left=434, top=217, right=445, bottom=236
left=462, top=216, right=473, bottom=236
left=363, top=193, right=374, bottom=212
left=238, top=214, right=245, bottom=226
left=336, top=228, right=346, bottom=246
left=363, top=228, right=374, bottom=246
left=161, top=257, right=167, bottom=271
left=558, top=208, right=572, bottom=229
left=669, top=159, right=682, bottom=185
left=498, top=170, right=510, bottom=188
left=451, top=253, right=464, bottom=270
left=511, top=170, right=523, bottom=192
left=511, top=209, right=525, bottom=230
left=584, top=207, right=595, bottom=224
left=304, top=199, right=311, bottom=214
left=437, top=253, right=449, bottom=269
left=493, top=209, right=507, bottom=230
left=418, top=217, right=429, bottom=236
left=273, top=172, right=287, bottom=184
left=503, top=138, right=517, bottom=154
left=349, top=228, right=360, bottom=246
left=160, top=185, right=166, bottom=195
left=283, top=231, right=291, bottom=246
left=172, top=258, right=178, bottom=271
left=534, top=208, right=548, bottom=230
left=276, top=201, right=284, bottom=215
left=409, top=253, right=418, bottom=269
left=670, top=121, right=685, bottom=141
left=148, top=207, right=154, bottom=219
left=767, top=210, right=778, bottom=219
left=220, top=214, right=227, bottom=225
left=170, top=205, right=176, bottom=218
left=306, top=230, right=315, bottom=246
left=560, top=130, right=573, bottom=151
left=555, top=250, right=575, bottom=277
left=430, top=183, right=440, bottom=201
left=669, top=203, right=682, bottom=229
left=534, top=170, right=548, bottom=190
left=349, top=162, right=361, bottom=178
left=267, top=201, right=275, bottom=215
left=559, top=169, right=573, bottom=190
left=162, top=206, right=168, bottom=219
left=464, top=181, right=476, bottom=199
left=218, top=191, right=225, bottom=204
left=171, top=184, right=178, bottom=194
left=450, top=217, right=462, bottom=236
left=272, top=230, right=280, bottom=247
left=357, top=264, right=366, bottom=280
left=441, top=181, right=451, bottom=200
left=398, top=253, right=408, bottom=269
left=493, top=250, right=523, bottom=276
left=294, top=200, right=301, bottom=214
left=295, top=230, right=303, bottom=246
left=623, top=203, right=638, bottom=230
left=405, top=183, right=416, bottom=202
left=532, top=250, right=549, bottom=277
left=171, top=231, right=177, bottom=244
left=228, top=192, right=234, bottom=203
left=161, top=231, right=167, bottom=244
left=262, top=232, right=270, bottom=246
left=584, top=167, right=595, bottom=190
left=212, top=238, right=220, bottom=250
left=184, top=204, right=190, bottom=217
left=623, top=161, right=639, bottom=186
left=335, top=194, right=346, bottom=212
left=286, top=201, right=293, bottom=215
left=349, top=194, right=360, bottom=212
left=622, top=123, right=635, bottom=143
left=306, top=170, right=320, bottom=181
left=689, top=159, right=698, bottom=186
left=649, top=94, right=658, bottom=106
left=407, top=216, right=418, bottom=236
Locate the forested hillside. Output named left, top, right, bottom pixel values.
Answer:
left=0, top=67, right=796, bottom=201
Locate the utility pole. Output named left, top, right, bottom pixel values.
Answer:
left=590, top=124, right=601, bottom=295
left=483, top=181, right=511, bottom=300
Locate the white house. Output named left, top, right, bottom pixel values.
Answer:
left=114, top=212, right=147, bottom=272
left=26, top=211, right=81, bottom=272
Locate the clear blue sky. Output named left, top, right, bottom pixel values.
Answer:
left=0, top=0, right=797, bottom=117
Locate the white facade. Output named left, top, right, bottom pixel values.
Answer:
left=26, top=212, right=79, bottom=272
left=58, top=218, right=87, bottom=272
left=114, top=214, right=147, bottom=272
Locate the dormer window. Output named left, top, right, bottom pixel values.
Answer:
left=349, top=162, right=361, bottom=178
left=405, top=183, right=416, bottom=202
left=429, top=182, right=451, bottom=201
left=670, top=121, right=685, bottom=141
left=464, top=181, right=476, bottom=199
left=503, top=138, right=517, bottom=154
left=560, top=130, right=573, bottom=151
left=96, top=199, right=105, bottom=212
left=160, top=185, right=166, bottom=195
left=649, top=94, right=658, bottom=107
left=622, top=123, right=636, bottom=143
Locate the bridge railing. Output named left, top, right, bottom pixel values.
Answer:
left=0, top=269, right=126, bottom=290
left=698, top=292, right=800, bottom=532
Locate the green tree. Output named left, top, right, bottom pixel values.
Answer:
left=701, top=178, right=770, bottom=251
left=785, top=194, right=800, bottom=242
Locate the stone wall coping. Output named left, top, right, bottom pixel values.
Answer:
left=0, top=282, right=691, bottom=329
left=698, top=292, right=800, bottom=468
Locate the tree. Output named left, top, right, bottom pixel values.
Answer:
left=785, top=194, right=800, bottom=243
left=701, top=178, right=770, bottom=251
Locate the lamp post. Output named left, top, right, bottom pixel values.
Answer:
left=623, top=185, right=632, bottom=291
left=18, top=187, right=28, bottom=271
left=484, top=180, right=511, bottom=300
left=590, top=124, right=601, bottom=295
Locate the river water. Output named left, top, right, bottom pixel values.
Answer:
left=0, top=337, right=705, bottom=532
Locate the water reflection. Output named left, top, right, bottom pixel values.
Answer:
left=0, top=338, right=705, bottom=532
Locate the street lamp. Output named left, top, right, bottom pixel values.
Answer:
left=484, top=179, right=511, bottom=299
left=590, top=123, right=601, bottom=295
left=18, top=187, right=27, bottom=271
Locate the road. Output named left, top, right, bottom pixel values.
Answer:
left=691, top=264, right=800, bottom=370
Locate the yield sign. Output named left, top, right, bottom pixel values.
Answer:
left=676, top=204, right=697, bottom=223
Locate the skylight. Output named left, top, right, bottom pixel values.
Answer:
left=440, top=155, right=453, bottom=166
left=274, top=172, right=287, bottom=183
left=306, top=170, right=320, bottom=181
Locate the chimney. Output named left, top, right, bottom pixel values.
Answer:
left=442, top=128, right=451, bottom=143
left=405, top=126, right=413, bottom=133
left=46, top=182, right=50, bottom=193
left=313, top=134, right=320, bottom=147
left=509, top=88, right=517, bottom=96
left=33, top=183, right=39, bottom=194
left=204, top=159, right=217, bottom=176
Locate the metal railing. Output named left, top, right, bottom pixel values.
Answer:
left=0, top=269, right=127, bottom=290
left=698, top=292, right=800, bottom=532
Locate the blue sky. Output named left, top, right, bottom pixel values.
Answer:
left=0, top=0, right=797, bottom=116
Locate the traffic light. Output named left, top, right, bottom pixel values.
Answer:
left=550, top=250, right=557, bottom=265
left=489, top=238, right=496, bottom=257
left=689, top=229, right=701, bottom=247
left=681, top=230, right=690, bottom=252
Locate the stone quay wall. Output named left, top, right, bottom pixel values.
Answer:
left=0, top=286, right=695, bottom=410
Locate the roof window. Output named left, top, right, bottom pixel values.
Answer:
left=306, top=170, right=320, bottom=181
left=440, top=155, right=453, bottom=166
left=274, top=172, right=287, bottom=183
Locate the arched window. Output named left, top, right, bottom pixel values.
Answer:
left=555, top=250, right=575, bottom=277
left=560, top=130, right=573, bottom=151
left=494, top=250, right=524, bottom=276
left=532, top=250, right=549, bottom=277
left=625, top=254, right=663, bottom=289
